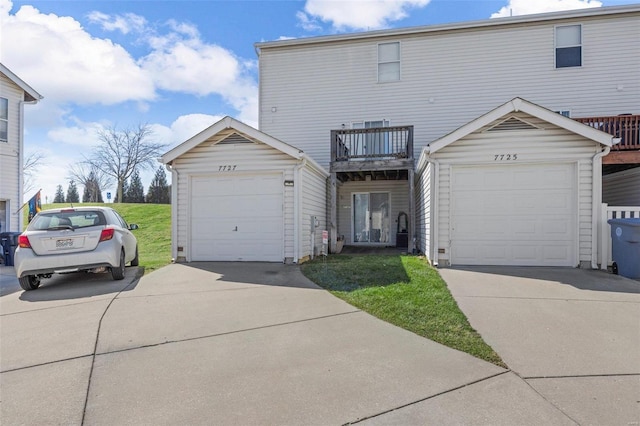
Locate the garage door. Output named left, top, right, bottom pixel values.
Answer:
left=451, top=163, right=576, bottom=266
left=190, top=173, right=283, bottom=261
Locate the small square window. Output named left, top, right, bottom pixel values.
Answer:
left=556, top=25, right=582, bottom=68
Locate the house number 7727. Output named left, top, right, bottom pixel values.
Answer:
left=219, top=165, right=237, bottom=171
left=494, top=154, right=518, bottom=161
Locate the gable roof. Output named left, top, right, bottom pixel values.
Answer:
left=425, top=97, right=618, bottom=155
left=161, top=116, right=328, bottom=176
left=0, top=63, right=43, bottom=103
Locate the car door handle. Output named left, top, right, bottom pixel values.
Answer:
left=233, top=226, right=238, bottom=231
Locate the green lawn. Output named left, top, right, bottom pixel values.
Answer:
left=302, top=255, right=506, bottom=367
left=27, top=203, right=172, bottom=274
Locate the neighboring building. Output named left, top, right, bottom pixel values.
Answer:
left=252, top=5, right=638, bottom=267
left=0, top=64, right=42, bottom=233
left=162, top=117, right=328, bottom=263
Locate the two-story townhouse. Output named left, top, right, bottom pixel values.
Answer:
left=254, top=5, right=639, bottom=268
left=0, top=64, right=42, bottom=234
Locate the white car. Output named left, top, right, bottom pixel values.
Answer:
left=15, top=206, right=139, bottom=291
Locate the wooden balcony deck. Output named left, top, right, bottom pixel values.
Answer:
left=330, top=126, right=414, bottom=175
left=575, top=114, right=640, bottom=164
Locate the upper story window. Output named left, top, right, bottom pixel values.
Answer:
left=0, top=98, right=8, bottom=142
left=378, top=42, right=400, bottom=82
left=555, top=25, right=582, bottom=68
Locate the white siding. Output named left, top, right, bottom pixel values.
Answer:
left=172, top=137, right=298, bottom=262
left=0, top=73, right=24, bottom=232
left=603, top=168, right=640, bottom=206
left=427, top=113, right=600, bottom=266
left=337, top=180, right=409, bottom=245
left=259, top=11, right=639, bottom=168
left=415, top=162, right=433, bottom=261
left=301, top=166, right=328, bottom=259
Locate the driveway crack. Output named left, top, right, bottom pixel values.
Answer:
left=342, top=371, right=512, bottom=425
left=80, top=276, right=140, bottom=426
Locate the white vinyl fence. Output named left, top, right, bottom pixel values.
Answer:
left=599, top=204, right=640, bottom=269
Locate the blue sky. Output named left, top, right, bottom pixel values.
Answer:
left=2, top=0, right=635, bottom=202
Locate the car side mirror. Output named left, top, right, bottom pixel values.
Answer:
left=129, top=224, right=139, bottom=230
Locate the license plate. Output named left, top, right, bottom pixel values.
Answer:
left=56, top=238, right=75, bottom=249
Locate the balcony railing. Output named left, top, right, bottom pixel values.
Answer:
left=331, top=126, right=414, bottom=162
left=575, top=114, right=640, bottom=151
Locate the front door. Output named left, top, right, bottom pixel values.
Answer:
left=353, top=192, right=390, bottom=243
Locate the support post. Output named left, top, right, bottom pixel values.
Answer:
left=329, top=173, right=338, bottom=253
left=408, top=168, right=416, bottom=254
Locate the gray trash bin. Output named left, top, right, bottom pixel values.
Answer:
left=607, top=218, right=640, bottom=279
left=1, top=232, right=21, bottom=267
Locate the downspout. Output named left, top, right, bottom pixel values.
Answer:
left=417, top=148, right=440, bottom=267
left=591, top=144, right=612, bottom=269
left=293, top=158, right=307, bottom=263
left=165, top=163, right=179, bottom=262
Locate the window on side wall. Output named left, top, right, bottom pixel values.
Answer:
left=378, top=42, right=400, bottom=82
left=555, top=109, right=571, bottom=117
left=0, top=98, right=8, bottom=142
left=555, top=25, right=582, bottom=68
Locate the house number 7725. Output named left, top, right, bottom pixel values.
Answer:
left=494, top=154, right=518, bottom=161
left=219, top=165, right=237, bottom=171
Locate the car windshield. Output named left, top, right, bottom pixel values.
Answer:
left=29, top=211, right=106, bottom=231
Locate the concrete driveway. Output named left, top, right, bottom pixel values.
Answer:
left=440, top=266, right=640, bottom=426
left=2, top=262, right=581, bottom=425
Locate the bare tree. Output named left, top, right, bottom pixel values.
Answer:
left=85, top=124, right=166, bottom=203
left=23, top=151, right=46, bottom=193
left=68, top=163, right=113, bottom=203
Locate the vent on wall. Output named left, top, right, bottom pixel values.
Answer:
left=218, top=133, right=253, bottom=144
left=486, top=116, right=541, bottom=132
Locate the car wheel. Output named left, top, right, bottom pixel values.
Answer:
left=19, top=275, right=41, bottom=291
left=612, top=262, right=618, bottom=275
left=131, top=245, right=139, bottom=267
left=111, top=249, right=125, bottom=280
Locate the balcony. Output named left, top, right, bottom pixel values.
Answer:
left=330, top=126, right=414, bottom=177
left=575, top=114, right=640, bottom=164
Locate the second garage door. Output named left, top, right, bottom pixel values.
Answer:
left=190, top=173, right=283, bottom=261
left=450, top=163, right=576, bottom=266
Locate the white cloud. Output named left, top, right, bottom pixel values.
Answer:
left=491, top=0, right=602, bottom=18
left=139, top=26, right=258, bottom=123
left=151, top=113, right=224, bottom=148
left=300, top=0, right=430, bottom=31
left=1, top=3, right=156, bottom=106
left=87, top=11, right=147, bottom=34
left=0, top=0, right=258, bottom=123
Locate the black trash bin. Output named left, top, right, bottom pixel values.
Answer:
left=607, top=218, right=640, bottom=279
left=0, top=232, right=21, bottom=267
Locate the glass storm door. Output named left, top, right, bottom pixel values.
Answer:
left=353, top=193, right=390, bottom=243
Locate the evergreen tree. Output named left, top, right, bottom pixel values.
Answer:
left=66, top=180, right=80, bottom=203
left=53, top=185, right=65, bottom=203
left=82, top=171, right=104, bottom=203
left=146, top=166, right=170, bottom=204
left=126, top=170, right=145, bottom=203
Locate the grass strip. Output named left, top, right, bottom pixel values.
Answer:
left=302, top=255, right=506, bottom=367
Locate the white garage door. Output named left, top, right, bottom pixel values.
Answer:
left=190, top=173, right=283, bottom=261
left=451, top=163, right=576, bottom=266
